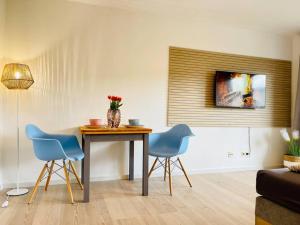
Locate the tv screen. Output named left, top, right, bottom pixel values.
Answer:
left=215, top=71, right=266, bottom=108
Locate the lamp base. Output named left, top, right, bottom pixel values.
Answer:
left=6, top=188, right=29, bottom=196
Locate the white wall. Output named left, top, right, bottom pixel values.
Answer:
left=0, top=0, right=6, bottom=190
left=1, top=0, right=292, bottom=187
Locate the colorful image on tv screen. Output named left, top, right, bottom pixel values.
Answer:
left=215, top=71, right=266, bottom=108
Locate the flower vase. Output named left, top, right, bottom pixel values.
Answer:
left=107, top=109, right=121, bottom=128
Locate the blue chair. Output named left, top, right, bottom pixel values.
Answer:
left=148, top=124, right=194, bottom=195
left=26, top=124, right=84, bottom=204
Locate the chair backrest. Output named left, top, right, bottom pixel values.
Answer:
left=167, top=124, right=194, bottom=139
left=167, top=124, right=194, bottom=154
left=25, top=124, right=66, bottom=161
left=26, top=124, right=47, bottom=139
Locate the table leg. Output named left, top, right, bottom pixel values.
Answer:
left=83, top=136, right=91, bottom=202
left=129, top=141, right=134, bottom=180
left=81, top=135, right=85, bottom=184
left=142, top=134, right=149, bottom=196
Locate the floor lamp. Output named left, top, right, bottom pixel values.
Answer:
left=1, top=63, right=34, bottom=196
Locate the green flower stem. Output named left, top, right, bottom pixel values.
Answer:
left=110, top=100, right=123, bottom=110
left=288, top=139, right=300, bottom=156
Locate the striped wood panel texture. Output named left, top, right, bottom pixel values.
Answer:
left=168, top=47, right=291, bottom=127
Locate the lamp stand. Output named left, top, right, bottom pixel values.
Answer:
left=6, top=90, right=28, bottom=196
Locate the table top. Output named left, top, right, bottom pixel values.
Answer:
left=80, top=126, right=152, bottom=135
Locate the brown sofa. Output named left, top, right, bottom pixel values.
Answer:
left=255, top=168, right=300, bottom=225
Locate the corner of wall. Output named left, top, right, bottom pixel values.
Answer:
left=291, top=35, right=300, bottom=122
left=0, top=85, right=3, bottom=191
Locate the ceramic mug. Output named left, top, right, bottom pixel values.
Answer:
left=128, top=119, right=140, bottom=126
left=89, top=119, right=101, bottom=126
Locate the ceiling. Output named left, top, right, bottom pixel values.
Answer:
left=68, top=0, right=300, bottom=36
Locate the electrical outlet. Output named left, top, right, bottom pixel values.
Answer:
left=227, top=152, right=234, bottom=158
left=241, top=152, right=250, bottom=157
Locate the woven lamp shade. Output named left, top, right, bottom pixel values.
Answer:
left=1, top=63, right=34, bottom=89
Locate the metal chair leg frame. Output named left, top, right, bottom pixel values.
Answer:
left=148, top=157, right=166, bottom=177
left=148, top=156, right=192, bottom=195
left=40, top=161, right=79, bottom=182
left=29, top=160, right=83, bottom=204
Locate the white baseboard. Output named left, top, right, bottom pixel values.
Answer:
left=2, top=164, right=282, bottom=189
left=3, top=176, right=129, bottom=189
left=187, top=164, right=282, bottom=174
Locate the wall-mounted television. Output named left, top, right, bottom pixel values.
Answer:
left=215, top=71, right=266, bottom=109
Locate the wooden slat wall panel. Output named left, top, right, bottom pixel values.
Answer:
left=168, top=47, right=291, bottom=127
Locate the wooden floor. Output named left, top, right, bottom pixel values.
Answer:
left=0, top=171, right=257, bottom=225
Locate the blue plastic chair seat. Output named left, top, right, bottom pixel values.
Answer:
left=149, top=146, right=183, bottom=158
left=64, top=148, right=84, bottom=161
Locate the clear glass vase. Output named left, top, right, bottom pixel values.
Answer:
left=107, top=109, right=121, bottom=128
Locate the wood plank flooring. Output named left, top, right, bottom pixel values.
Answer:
left=0, top=171, right=257, bottom=225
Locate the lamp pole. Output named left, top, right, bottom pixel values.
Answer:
left=17, top=90, right=20, bottom=191
left=16, top=90, right=20, bottom=192
left=6, top=90, right=29, bottom=196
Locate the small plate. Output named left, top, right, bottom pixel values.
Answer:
left=125, top=125, right=144, bottom=128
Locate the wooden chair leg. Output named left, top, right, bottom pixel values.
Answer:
left=164, top=158, right=167, bottom=181
left=45, top=160, right=55, bottom=191
left=178, top=157, right=192, bottom=187
left=69, top=161, right=83, bottom=190
left=63, top=161, right=74, bottom=204
left=28, top=163, right=48, bottom=204
left=167, top=158, right=172, bottom=196
left=148, top=157, right=158, bottom=177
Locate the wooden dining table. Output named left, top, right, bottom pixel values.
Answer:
left=80, top=126, right=152, bottom=202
